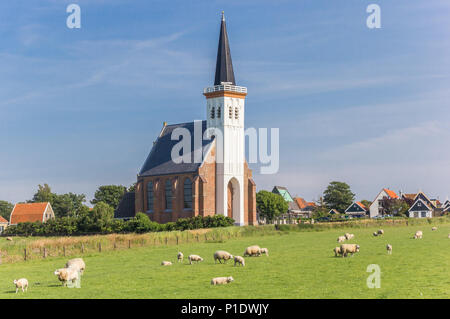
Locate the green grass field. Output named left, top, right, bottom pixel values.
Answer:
left=0, top=223, right=449, bottom=299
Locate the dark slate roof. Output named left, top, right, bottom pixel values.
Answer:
left=214, top=12, right=236, bottom=85
left=139, top=121, right=214, bottom=177
left=114, top=192, right=136, bottom=219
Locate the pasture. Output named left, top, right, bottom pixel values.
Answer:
left=0, top=223, right=449, bottom=299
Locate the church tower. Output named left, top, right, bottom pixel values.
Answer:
left=204, top=12, right=247, bottom=225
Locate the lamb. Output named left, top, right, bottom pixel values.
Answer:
left=161, top=261, right=172, bottom=266
left=211, top=276, right=234, bottom=285
left=65, top=258, right=85, bottom=275
left=177, top=252, right=184, bottom=263
left=243, top=245, right=261, bottom=257
left=214, top=250, right=234, bottom=264
left=234, top=256, right=245, bottom=267
left=13, top=278, right=28, bottom=293
left=54, top=267, right=79, bottom=287
left=373, top=232, right=378, bottom=237
left=448, top=234, right=450, bottom=239
left=6, top=237, right=13, bottom=241
left=414, top=230, right=423, bottom=239
left=337, top=236, right=346, bottom=243
left=340, top=244, right=360, bottom=257
left=345, top=233, right=354, bottom=240
left=188, top=254, right=204, bottom=264
left=260, top=248, right=269, bottom=256
left=377, top=229, right=384, bottom=235
left=333, top=246, right=342, bottom=257
left=386, top=244, right=392, bottom=254
left=431, top=226, right=437, bottom=231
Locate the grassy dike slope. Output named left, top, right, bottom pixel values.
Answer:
left=0, top=223, right=449, bottom=299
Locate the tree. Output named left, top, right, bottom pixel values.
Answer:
left=91, top=185, right=127, bottom=210
left=30, top=184, right=54, bottom=203
left=91, top=202, right=114, bottom=222
left=0, top=200, right=14, bottom=221
left=256, top=190, right=289, bottom=223
left=360, top=200, right=372, bottom=209
left=323, top=181, right=355, bottom=212
left=381, top=198, right=409, bottom=217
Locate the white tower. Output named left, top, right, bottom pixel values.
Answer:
left=203, top=12, right=247, bottom=225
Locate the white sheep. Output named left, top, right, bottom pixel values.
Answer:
left=13, top=278, right=28, bottom=293
left=386, top=244, right=392, bottom=254
left=448, top=234, right=450, bottom=239
left=54, top=268, right=79, bottom=287
left=431, top=226, right=437, bottom=231
left=373, top=232, right=378, bottom=237
left=188, top=254, right=204, bottom=264
left=214, top=250, right=234, bottom=264
left=414, top=230, right=423, bottom=239
left=161, top=261, right=172, bottom=266
left=234, top=256, right=245, bottom=267
left=340, top=244, right=360, bottom=257
left=345, top=233, right=354, bottom=240
left=211, top=276, right=234, bottom=285
left=333, top=246, right=342, bottom=257
left=377, top=229, right=384, bottom=235
left=243, top=245, right=261, bottom=257
left=260, top=248, right=269, bottom=256
left=6, top=237, right=13, bottom=241
left=66, top=258, right=85, bottom=275
left=337, top=236, right=346, bottom=243
left=177, top=252, right=184, bottom=263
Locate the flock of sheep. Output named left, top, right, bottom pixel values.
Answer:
left=160, top=245, right=269, bottom=286
left=333, top=226, right=445, bottom=258
left=13, top=257, right=86, bottom=293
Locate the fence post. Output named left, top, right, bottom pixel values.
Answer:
left=63, top=246, right=66, bottom=257
left=24, top=248, right=27, bottom=261
left=165, top=237, right=168, bottom=245
left=81, top=244, right=85, bottom=253
left=98, top=242, right=102, bottom=252
left=114, top=241, right=117, bottom=249
left=43, top=247, right=47, bottom=258
left=128, top=240, right=131, bottom=249
left=176, top=236, right=179, bottom=245
left=205, top=234, right=207, bottom=242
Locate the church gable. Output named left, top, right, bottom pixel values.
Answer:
left=139, top=121, right=215, bottom=177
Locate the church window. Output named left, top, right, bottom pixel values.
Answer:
left=165, top=180, right=172, bottom=210
left=147, top=181, right=154, bottom=211
left=217, top=106, right=221, bottom=119
left=211, top=107, right=215, bottom=119
left=228, top=106, right=233, bottom=119
left=235, top=107, right=239, bottom=119
left=183, top=178, right=193, bottom=209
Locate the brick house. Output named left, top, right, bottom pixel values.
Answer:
left=119, top=13, right=257, bottom=225
left=0, top=216, right=8, bottom=234
left=9, top=202, right=55, bottom=225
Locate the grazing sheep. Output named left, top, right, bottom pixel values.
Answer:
left=377, top=229, right=384, bottom=235
left=448, top=234, right=450, bottom=239
left=177, top=252, right=184, bottom=263
left=431, top=226, right=437, bottom=231
left=333, top=246, right=342, bottom=257
left=414, top=230, right=423, bottom=239
left=214, top=250, right=234, bottom=264
left=337, top=236, right=346, bottom=243
left=6, top=237, right=13, bottom=241
left=65, top=258, right=85, bottom=275
left=234, top=256, right=245, bottom=267
left=373, top=232, right=378, bottom=237
left=188, top=254, right=204, bottom=264
left=340, top=244, right=360, bottom=257
left=243, top=245, right=261, bottom=257
left=54, top=268, right=79, bottom=287
left=211, top=276, right=234, bottom=285
left=13, top=278, right=28, bottom=293
left=345, top=233, right=354, bottom=240
left=260, top=248, right=269, bottom=256
left=386, top=244, right=392, bottom=254
left=161, top=261, right=172, bottom=266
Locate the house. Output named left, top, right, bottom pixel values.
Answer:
left=0, top=216, right=8, bottom=234
left=294, top=197, right=315, bottom=218
left=345, top=202, right=368, bottom=218
left=9, top=202, right=55, bottom=225
left=115, top=192, right=136, bottom=220
left=328, top=209, right=340, bottom=215
left=369, top=188, right=399, bottom=218
left=133, top=13, right=257, bottom=226
left=408, top=198, right=433, bottom=218
left=271, top=186, right=302, bottom=222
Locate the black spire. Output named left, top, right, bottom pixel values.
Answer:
left=214, top=12, right=236, bottom=86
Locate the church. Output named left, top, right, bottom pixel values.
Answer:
left=115, top=13, right=257, bottom=226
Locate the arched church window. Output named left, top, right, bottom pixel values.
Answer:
left=183, top=178, right=193, bottom=209
left=147, top=181, right=154, bottom=211
left=235, top=107, right=239, bottom=119
left=165, top=179, right=172, bottom=210
left=217, top=106, right=221, bottom=119
left=229, top=106, right=233, bottom=119
left=211, top=107, right=215, bottom=119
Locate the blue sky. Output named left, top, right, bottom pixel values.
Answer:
left=1, top=0, right=449, bottom=205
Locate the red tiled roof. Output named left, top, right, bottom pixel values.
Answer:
left=356, top=202, right=367, bottom=210
left=10, top=202, right=48, bottom=224
left=294, top=197, right=307, bottom=209
left=0, top=216, right=8, bottom=223
left=383, top=189, right=398, bottom=199
left=306, top=202, right=316, bottom=207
